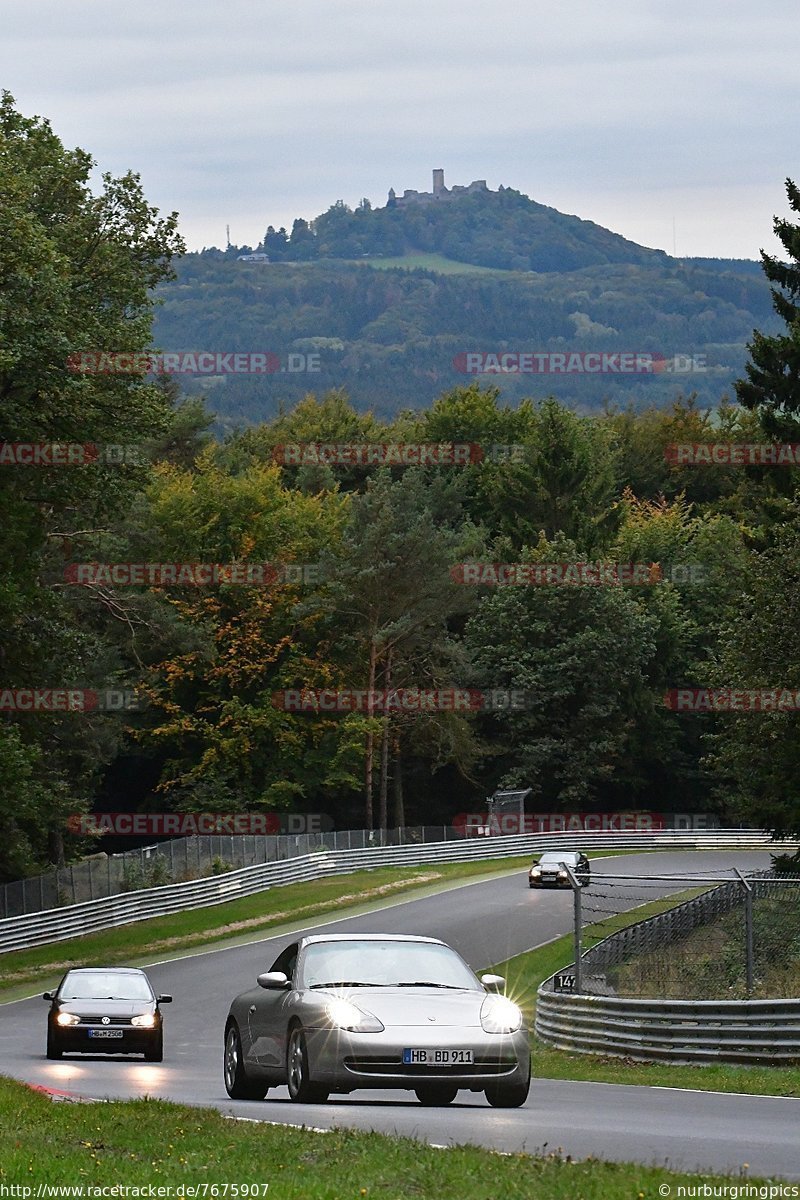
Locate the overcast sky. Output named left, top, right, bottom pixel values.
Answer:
left=2, top=0, right=798, bottom=259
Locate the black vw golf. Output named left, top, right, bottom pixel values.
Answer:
left=43, top=967, right=171, bottom=1061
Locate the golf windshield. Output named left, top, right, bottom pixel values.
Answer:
left=60, top=972, right=153, bottom=1001
left=302, top=940, right=480, bottom=990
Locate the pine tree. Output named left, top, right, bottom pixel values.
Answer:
left=736, top=178, right=800, bottom=435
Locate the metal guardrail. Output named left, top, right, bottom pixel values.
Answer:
left=0, top=827, right=789, bottom=955
left=535, top=991, right=800, bottom=1063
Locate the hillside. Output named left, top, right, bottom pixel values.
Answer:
left=257, top=184, right=670, bottom=273
left=151, top=185, right=776, bottom=427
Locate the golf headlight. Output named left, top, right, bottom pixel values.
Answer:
left=529, top=866, right=541, bottom=877
left=326, top=997, right=384, bottom=1033
left=558, top=869, right=568, bottom=878
left=480, top=995, right=522, bottom=1034
left=131, top=1013, right=156, bottom=1028
left=56, top=1012, right=80, bottom=1026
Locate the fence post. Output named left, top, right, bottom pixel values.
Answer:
left=735, top=869, right=754, bottom=995
left=566, top=865, right=583, bottom=994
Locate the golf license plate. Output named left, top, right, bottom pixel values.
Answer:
left=88, top=1028, right=124, bottom=1039
left=402, top=1048, right=473, bottom=1065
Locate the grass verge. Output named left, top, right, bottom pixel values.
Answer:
left=490, top=894, right=800, bottom=1098
left=0, top=1075, right=768, bottom=1195
left=610, top=893, right=800, bottom=1000
left=0, top=858, right=524, bottom=1001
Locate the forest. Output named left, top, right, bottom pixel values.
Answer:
left=153, top=244, right=778, bottom=422
left=2, top=93, right=800, bottom=882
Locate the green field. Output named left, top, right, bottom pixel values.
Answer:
left=352, top=251, right=510, bottom=275
left=0, top=1076, right=770, bottom=1197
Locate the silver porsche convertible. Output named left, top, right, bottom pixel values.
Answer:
left=223, top=933, right=530, bottom=1107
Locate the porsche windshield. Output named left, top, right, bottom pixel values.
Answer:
left=303, top=940, right=479, bottom=990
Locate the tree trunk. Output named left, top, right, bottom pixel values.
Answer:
left=391, top=741, right=405, bottom=830
left=378, top=647, right=393, bottom=830
left=364, top=636, right=377, bottom=829
left=48, top=825, right=66, bottom=869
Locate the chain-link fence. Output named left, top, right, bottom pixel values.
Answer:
left=566, top=870, right=800, bottom=999
left=0, top=825, right=468, bottom=919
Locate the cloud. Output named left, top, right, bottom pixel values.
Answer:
left=2, top=0, right=797, bottom=256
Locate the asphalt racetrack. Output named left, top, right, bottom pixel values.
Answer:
left=2, top=850, right=798, bottom=1179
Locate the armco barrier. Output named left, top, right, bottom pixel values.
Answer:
left=535, top=991, right=800, bottom=1063
left=0, top=828, right=789, bottom=955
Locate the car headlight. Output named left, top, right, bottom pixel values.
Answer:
left=326, top=997, right=384, bottom=1033
left=557, top=869, right=569, bottom=878
left=131, top=1013, right=156, bottom=1028
left=529, top=867, right=541, bottom=877
left=56, top=1012, right=80, bottom=1026
left=480, top=995, right=522, bottom=1034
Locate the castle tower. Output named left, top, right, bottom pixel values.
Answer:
left=432, top=168, right=445, bottom=197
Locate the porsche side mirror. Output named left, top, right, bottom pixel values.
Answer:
left=257, top=971, right=290, bottom=990
left=480, top=973, right=506, bottom=993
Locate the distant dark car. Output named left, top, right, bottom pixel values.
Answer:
left=43, top=967, right=171, bottom=1061
left=529, top=850, right=590, bottom=889
left=224, top=933, right=530, bottom=1108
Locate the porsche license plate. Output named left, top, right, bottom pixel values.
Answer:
left=88, top=1028, right=124, bottom=1038
left=402, top=1048, right=473, bottom=1065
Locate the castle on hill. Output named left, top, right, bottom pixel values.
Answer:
left=387, top=169, right=490, bottom=208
